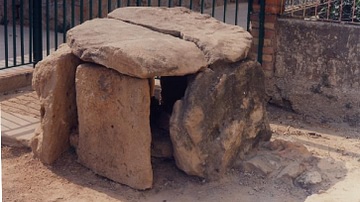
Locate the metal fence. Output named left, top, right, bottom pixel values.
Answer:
left=282, top=0, right=360, bottom=24
left=1, top=0, right=260, bottom=70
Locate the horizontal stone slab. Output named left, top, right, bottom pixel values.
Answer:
left=108, top=7, right=252, bottom=64
left=67, top=18, right=207, bottom=79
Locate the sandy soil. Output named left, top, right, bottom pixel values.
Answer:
left=1, top=88, right=360, bottom=202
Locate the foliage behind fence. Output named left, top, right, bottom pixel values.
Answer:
left=282, top=0, right=360, bottom=24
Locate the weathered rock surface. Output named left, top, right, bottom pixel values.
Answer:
left=295, top=171, right=323, bottom=188
left=30, top=44, right=81, bottom=164
left=169, top=60, right=271, bottom=179
left=271, top=19, right=360, bottom=127
left=67, top=18, right=207, bottom=79
left=108, top=7, right=252, bottom=64
left=76, top=63, right=153, bottom=190
left=238, top=140, right=313, bottom=178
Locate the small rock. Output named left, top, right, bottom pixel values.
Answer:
left=335, top=172, right=345, bottom=179
left=253, top=186, right=261, bottom=191
left=277, top=162, right=306, bottom=180
left=295, top=171, right=322, bottom=188
left=241, top=155, right=281, bottom=176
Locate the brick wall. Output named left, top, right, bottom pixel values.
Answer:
left=249, top=0, right=284, bottom=79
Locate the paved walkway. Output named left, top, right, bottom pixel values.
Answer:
left=1, top=111, right=39, bottom=147
left=1, top=87, right=40, bottom=147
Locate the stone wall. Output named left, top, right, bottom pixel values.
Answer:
left=271, top=19, right=360, bottom=126
left=249, top=0, right=359, bottom=127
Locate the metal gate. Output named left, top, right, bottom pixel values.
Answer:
left=1, top=0, right=265, bottom=69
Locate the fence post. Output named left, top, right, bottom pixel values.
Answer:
left=258, top=0, right=265, bottom=64
left=33, top=0, right=43, bottom=67
left=249, top=0, right=284, bottom=71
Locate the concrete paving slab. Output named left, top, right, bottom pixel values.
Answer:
left=1, top=111, right=39, bottom=148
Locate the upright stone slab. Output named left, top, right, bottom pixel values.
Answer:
left=108, top=7, right=252, bottom=64
left=170, top=60, right=271, bottom=179
left=76, top=63, right=153, bottom=190
left=30, top=44, right=81, bottom=164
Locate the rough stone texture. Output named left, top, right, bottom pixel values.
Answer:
left=295, top=171, right=323, bottom=188
left=169, top=60, right=271, bottom=179
left=30, top=44, right=82, bottom=164
left=108, top=7, right=252, bottom=64
left=151, top=133, right=173, bottom=158
left=271, top=19, right=360, bottom=126
left=67, top=18, right=207, bottom=79
left=76, top=63, right=153, bottom=190
left=238, top=140, right=313, bottom=180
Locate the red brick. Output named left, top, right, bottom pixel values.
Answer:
left=250, top=14, right=259, bottom=21
left=262, top=54, right=273, bottom=62
left=264, top=22, right=275, bottom=30
left=253, top=38, right=272, bottom=46
left=251, top=21, right=259, bottom=28
left=262, top=61, right=274, bottom=71
left=250, top=46, right=258, bottom=54
left=262, top=47, right=274, bottom=54
left=250, top=28, right=259, bottom=37
left=263, top=39, right=273, bottom=46
left=265, top=0, right=284, bottom=14
left=266, top=5, right=282, bottom=14
left=266, top=0, right=282, bottom=6
left=252, top=38, right=259, bottom=45
left=249, top=53, right=257, bottom=60
left=264, top=15, right=278, bottom=23
left=252, top=4, right=260, bottom=11
left=265, top=30, right=276, bottom=39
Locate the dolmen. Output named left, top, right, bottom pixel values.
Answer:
left=31, top=7, right=271, bottom=190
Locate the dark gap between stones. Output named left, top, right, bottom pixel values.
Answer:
left=150, top=76, right=188, bottom=159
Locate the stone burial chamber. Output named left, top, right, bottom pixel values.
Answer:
left=30, top=7, right=271, bottom=190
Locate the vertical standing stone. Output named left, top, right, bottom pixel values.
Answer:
left=76, top=63, right=153, bottom=190
left=31, top=44, right=81, bottom=164
left=170, top=60, right=271, bottom=179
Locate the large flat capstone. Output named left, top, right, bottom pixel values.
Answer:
left=67, top=18, right=207, bottom=79
left=76, top=63, right=153, bottom=190
left=108, top=7, right=252, bottom=64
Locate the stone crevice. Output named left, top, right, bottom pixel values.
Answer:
left=108, top=7, right=252, bottom=65
left=113, top=18, right=214, bottom=64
